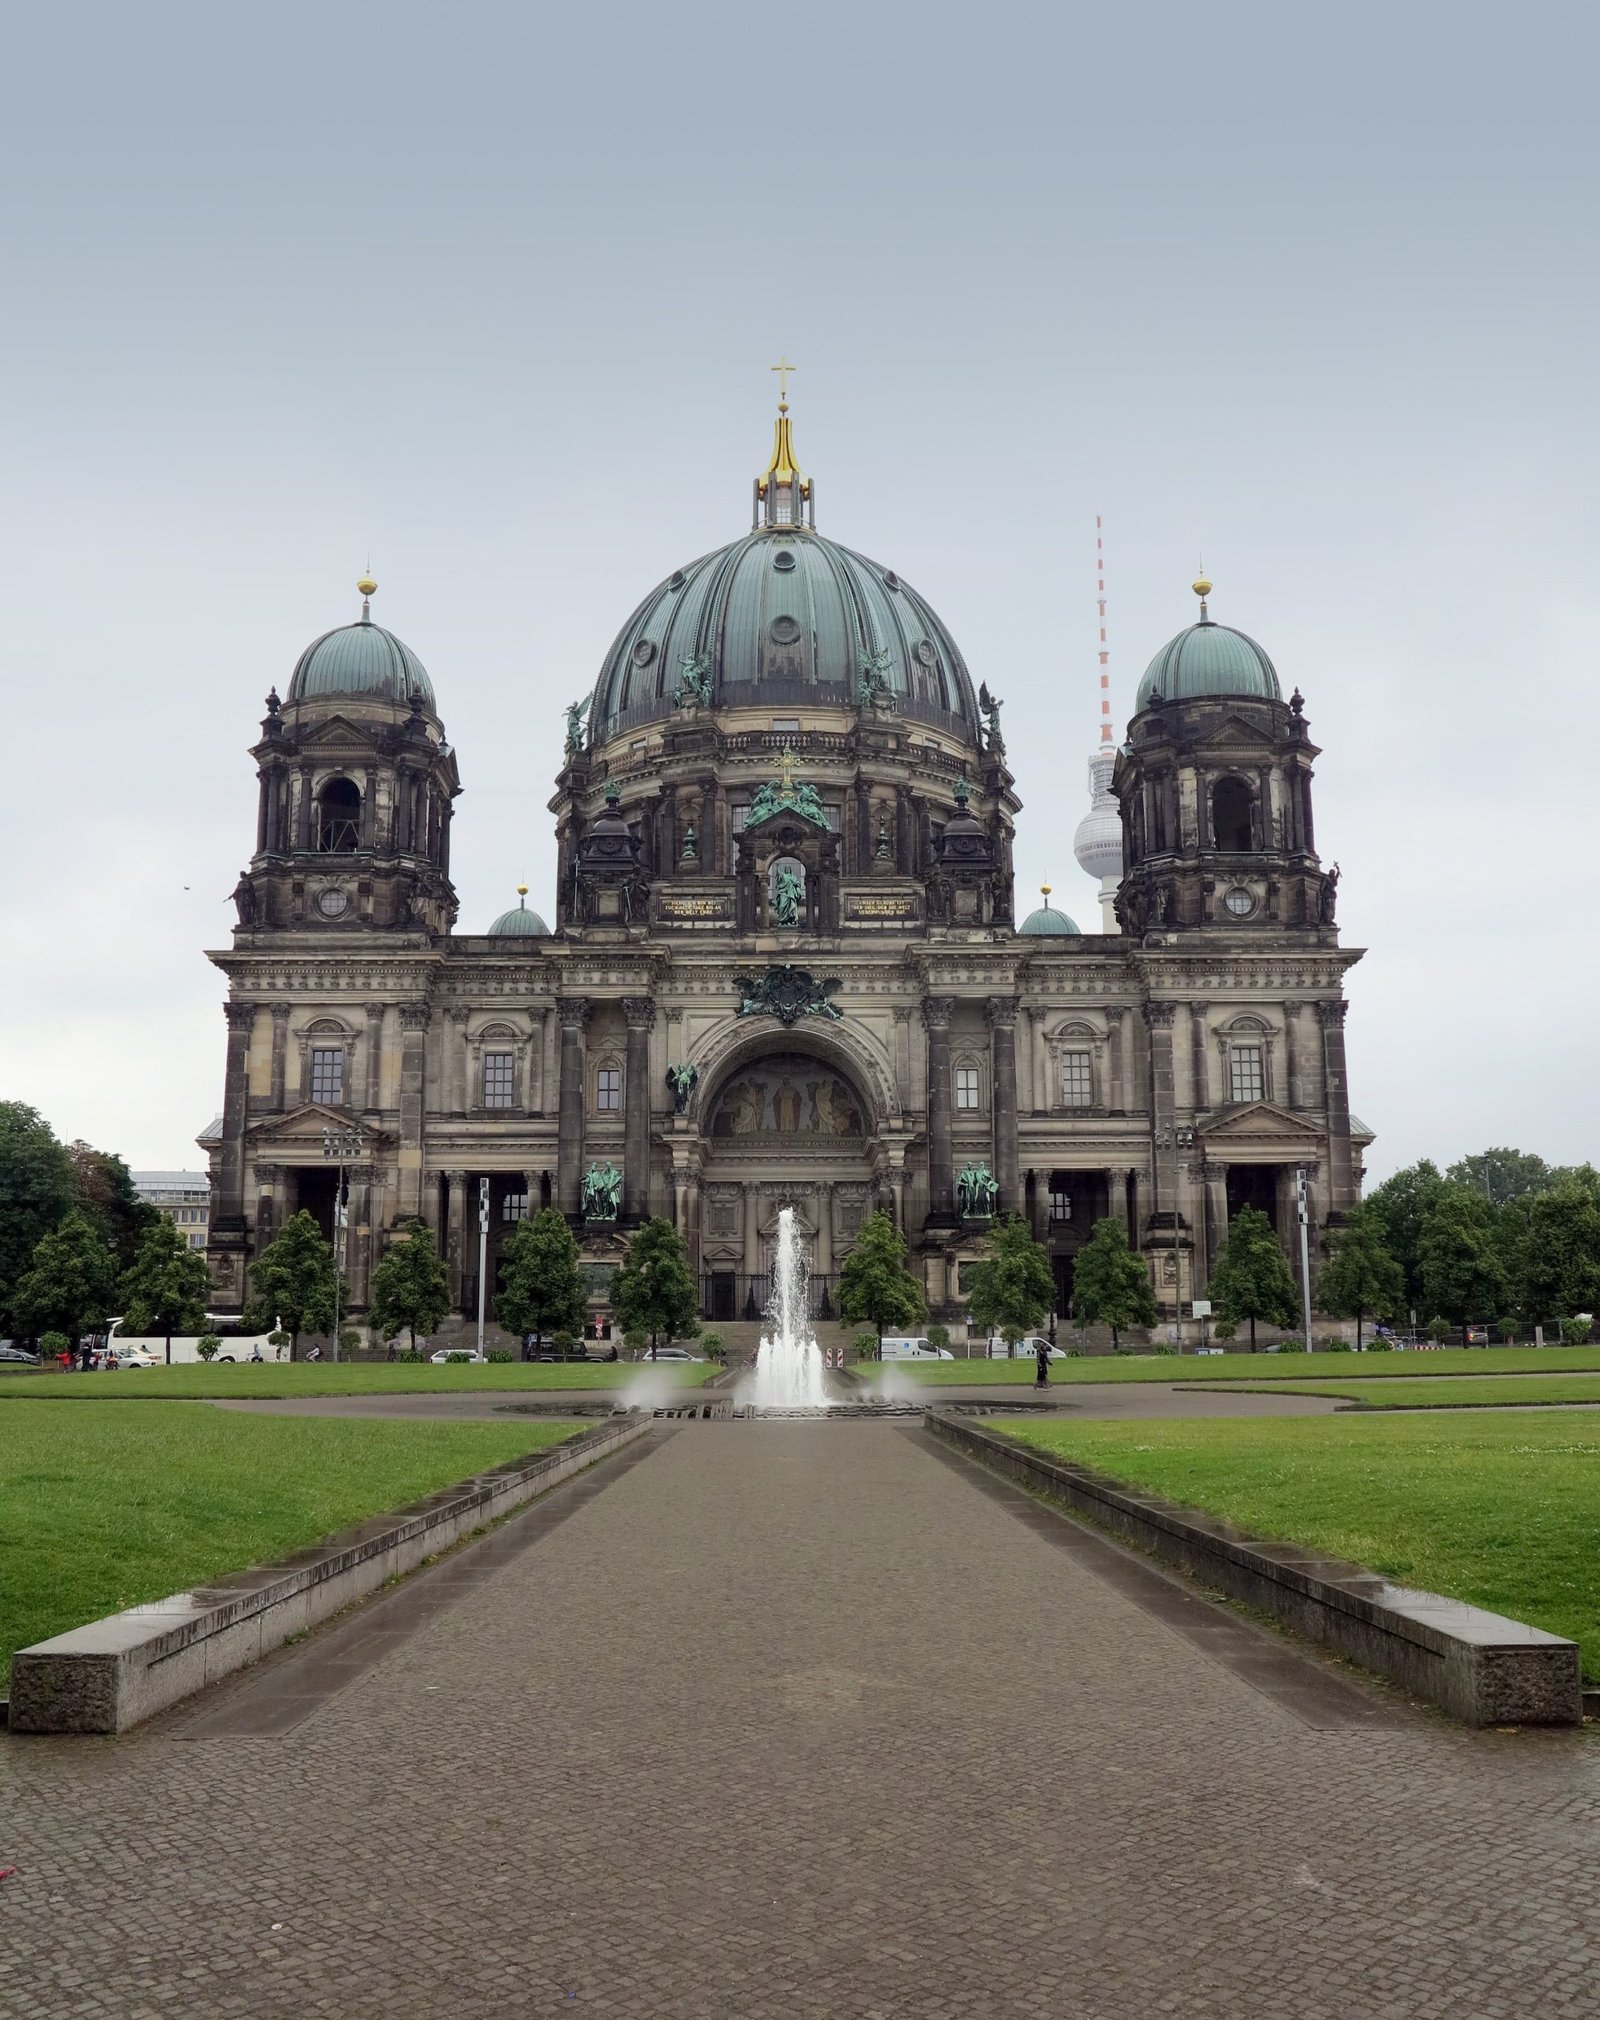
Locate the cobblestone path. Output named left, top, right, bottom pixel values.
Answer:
left=3, top=1420, right=1598, bottom=2019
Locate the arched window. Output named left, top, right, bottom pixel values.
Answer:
left=318, top=778, right=363, bottom=853
left=1212, top=777, right=1254, bottom=853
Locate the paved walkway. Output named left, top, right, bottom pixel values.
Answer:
left=4, top=1421, right=1599, bottom=2018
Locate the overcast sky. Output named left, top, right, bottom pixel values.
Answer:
left=2, top=0, right=1596, bottom=1181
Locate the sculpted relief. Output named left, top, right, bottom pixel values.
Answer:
left=708, top=1052, right=865, bottom=1139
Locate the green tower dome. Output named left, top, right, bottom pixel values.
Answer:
left=286, top=580, right=437, bottom=710
left=487, top=889, right=550, bottom=937
left=1018, top=886, right=1081, bottom=936
left=1135, top=580, right=1280, bottom=710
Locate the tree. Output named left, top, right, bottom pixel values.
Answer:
left=118, top=1217, right=211, bottom=1364
left=1316, top=1204, right=1404, bottom=1350
left=67, top=1141, right=160, bottom=1269
left=1206, top=1206, right=1299, bottom=1352
left=964, top=1214, right=1056, bottom=1350
left=1446, top=1146, right=1554, bottom=1205
left=245, top=1210, right=337, bottom=1358
left=612, top=1217, right=699, bottom=1358
left=837, top=1209, right=926, bottom=1351
left=1416, top=1187, right=1508, bottom=1344
left=11, top=1209, right=120, bottom=1347
left=1070, top=1216, right=1157, bottom=1348
left=494, top=1207, right=586, bottom=1346
left=369, top=1219, right=451, bottom=1352
left=1518, top=1183, right=1600, bottom=1329
left=1365, top=1160, right=1446, bottom=1310
left=0, top=1101, right=76, bottom=1336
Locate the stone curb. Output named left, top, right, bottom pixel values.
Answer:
left=925, top=1408, right=1583, bottom=1727
left=9, top=1416, right=652, bottom=1736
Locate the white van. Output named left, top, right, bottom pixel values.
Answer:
left=879, top=1337, right=955, bottom=1361
left=104, top=1316, right=283, bottom=1365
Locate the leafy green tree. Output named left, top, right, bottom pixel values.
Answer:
left=1417, top=1187, right=1508, bottom=1344
left=11, top=1209, right=121, bottom=1347
left=67, top=1141, right=161, bottom=1269
left=245, top=1210, right=337, bottom=1359
left=613, top=1217, right=699, bottom=1358
left=369, top=1219, right=451, bottom=1352
left=1518, top=1183, right=1600, bottom=1328
left=494, top=1207, right=586, bottom=1345
left=1445, top=1147, right=1554, bottom=1204
left=118, top=1217, right=211, bottom=1363
left=0, top=1101, right=76, bottom=1335
left=965, top=1214, right=1056, bottom=1349
left=1365, top=1160, right=1446, bottom=1310
left=837, top=1208, right=926, bottom=1351
left=1071, top=1216, right=1158, bottom=1348
left=1315, top=1204, right=1404, bottom=1350
left=1206, top=1205, right=1299, bottom=1352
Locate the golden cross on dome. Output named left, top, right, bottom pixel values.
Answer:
left=777, top=743, right=797, bottom=794
left=770, top=355, right=798, bottom=409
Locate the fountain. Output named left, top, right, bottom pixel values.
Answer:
left=751, top=1205, right=830, bottom=1409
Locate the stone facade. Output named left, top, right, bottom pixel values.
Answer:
left=205, top=417, right=1366, bottom=1329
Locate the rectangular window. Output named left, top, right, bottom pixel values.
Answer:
left=501, top=1189, right=529, bottom=1223
left=954, top=1065, right=980, bottom=1110
left=310, top=1048, right=343, bottom=1106
left=1049, top=1185, right=1072, bottom=1224
left=770, top=718, right=800, bottom=733
left=1230, top=1045, right=1264, bottom=1104
left=596, top=1067, right=622, bottom=1111
left=1060, top=1051, right=1093, bottom=1108
left=482, top=1052, right=516, bottom=1109
left=189, top=1233, right=206, bottom=1249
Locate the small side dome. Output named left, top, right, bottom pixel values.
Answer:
left=487, top=887, right=549, bottom=937
left=286, top=579, right=437, bottom=710
left=1135, top=579, right=1280, bottom=710
left=1019, top=884, right=1081, bottom=936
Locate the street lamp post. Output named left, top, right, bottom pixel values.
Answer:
left=322, top=1127, right=364, bottom=1362
left=1154, top=1123, right=1195, bottom=1351
left=476, top=1177, right=490, bottom=1360
left=1295, top=1165, right=1314, bottom=1353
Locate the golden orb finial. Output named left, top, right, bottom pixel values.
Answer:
left=516, top=882, right=528, bottom=901
left=1192, top=573, right=1212, bottom=599
left=1041, top=883, right=1052, bottom=901
left=357, top=573, right=377, bottom=621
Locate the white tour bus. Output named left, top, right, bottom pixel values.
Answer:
left=103, top=1315, right=284, bottom=1365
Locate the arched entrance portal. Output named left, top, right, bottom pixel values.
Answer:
left=698, top=1044, right=875, bottom=1322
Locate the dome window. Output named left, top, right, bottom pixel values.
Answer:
left=882, top=570, right=900, bottom=591
left=317, top=778, right=363, bottom=854
left=631, top=640, right=656, bottom=667
left=769, top=615, right=802, bottom=645
left=773, top=549, right=796, bottom=572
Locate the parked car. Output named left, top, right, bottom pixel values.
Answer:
left=104, top=1347, right=159, bottom=1369
left=879, top=1337, right=955, bottom=1361
left=986, top=1335, right=1067, bottom=1359
left=429, top=1347, right=486, bottom=1364
left=635, top=1345, right=705, bottom=1362
left=0, top=1345, right=41, bottom=1367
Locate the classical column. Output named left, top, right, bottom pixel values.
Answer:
left=1282, top=1000, right=1304, bottom=1109
left=816, top=1182, right=834, bottom=1279
left=1204, top=1161, right=1229, bottom=1273
left=363, top=1003, right=386, bottom=1112
left=1144, top=1003, right=1178, bottom=1138
left=295, top=766, right=313, bottom=850
left=1031, top=1010, right=1049, bottom=1114
left=557, top=997, right=589, bottom=1216
left=622, top=997, right=655, bottom=1220
left=1109, top=1007, right=1126, bottom=1113
left=987, top=995, right=1021, bottom=1213
left=742, top=1193, right=761, bottom=1279
left=1317, top=1001, right=1356, bottom=1212
left=269, top=1002, right=291, bottom=1111
left=252, top=1163, right=280, bottom=1247
left=396, top=1002, right=431, bottom=1219
left=1110, top=1167, right=1132, bottom=1232
left=217, top=1001, right=257, bottom=1226
left=348, top=1178, right=373, bottom=1308
left=922, top=995, right=955, bottom=1223
left=1189, top=1002, right=1210, bottom=1111
left=362, top=768, right=378, bottom=849
left=445, top=1170, right=467, bottom=1310
left=441, top=1007, right=467, bottom=1114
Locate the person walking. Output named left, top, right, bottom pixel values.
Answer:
left=1035, top=1336, right=1050, bottom=1389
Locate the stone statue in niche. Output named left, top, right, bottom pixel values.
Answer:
left=665, top=1062, right=699, bottom=1114
left=770, top=861, right=804, bottom=927
left=956, top=1162, right=999, bottom=1218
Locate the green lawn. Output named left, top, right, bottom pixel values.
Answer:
left=0, top=1360, right=718, bottom=1401
left=997, top=1411, right=1600, bottom=1677
left=1221, top=1376, right=1600, bottom=1410
left=851, top=1346, right=1600, bottom=1386
left=0, top=1401, right=584, bottom=1688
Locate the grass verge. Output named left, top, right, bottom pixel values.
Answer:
left=1214, top=1376, right=1600, bottom=1411
left=996, top=1411, right=1600, bottom=1677
left=0, top=1402, right=582, bottom=1689
left=0, top=1360, right=717, bottom=1401
left=850, top=1346, right=1600, bottom=1386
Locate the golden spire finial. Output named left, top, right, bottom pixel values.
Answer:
left=357, top=571, right=377, bottom=620
left=1041, top=883, right=1052, bottom=902
left=1192, top=566, right=1212, bottom=621
left=754, top=362, right=812, bottom=529
left=516, top=881, right=528, bottom=901
left=778, top=743, right=797, bottom=794
left=770, top=354, right=797, bottom=412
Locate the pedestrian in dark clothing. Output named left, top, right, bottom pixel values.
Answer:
left=1035, top=1337, right=1050, bottom=1388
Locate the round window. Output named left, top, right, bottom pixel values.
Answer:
left=915, top=640, right=937, bottom=667
left=631, top=639, right=656, bottom=667
left=317, top=887, right=350, bottom=919
left=883, top=570, right=900, bottom=591
left=668, top=570, right=686, bottom=591
left=773, top=548, right=796, bottom=572
left=1223, top=887, right=1255, bottom=917
left=769, top=615, right=802, bottom=646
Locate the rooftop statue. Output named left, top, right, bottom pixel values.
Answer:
left=665, top=1062, right=699, bottom=1114
left=674, top=652, right=714, bottom=709
left=563, top=696, right=590, bottom=756
left=746, top=744, right=827, bottom=830
left=956, top=1161, right=999, bottom=1219
left=582, top=1162, right=622, bottom=1221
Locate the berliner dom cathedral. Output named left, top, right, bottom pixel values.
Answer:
left=204, top=385, right=1367, bottom=1335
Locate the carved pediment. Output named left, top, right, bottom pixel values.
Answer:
left=1191, top=714, right=1274, bottom=754
left=244, top=1103, right=392, bottom=1152
left=1197, top=1099, right=1319, bottom=1148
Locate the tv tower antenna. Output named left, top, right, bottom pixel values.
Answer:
left=1073, top=514, right=1126, bottom=931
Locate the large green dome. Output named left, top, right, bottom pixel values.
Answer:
left=288, top=613, right=436, bottom=710
left=1019, top=896, right=1081, bottom=936
left=590, top=528, right=981, bottom=742
left=487, top=892, right=550, bottom=937
left=1135, top=619, right=1280, bottom=711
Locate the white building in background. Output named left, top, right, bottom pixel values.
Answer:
left=132, top=1171, right=212, bottom=1250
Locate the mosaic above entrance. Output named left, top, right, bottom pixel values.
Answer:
left=708, top=1053, right=865, bottom=1139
